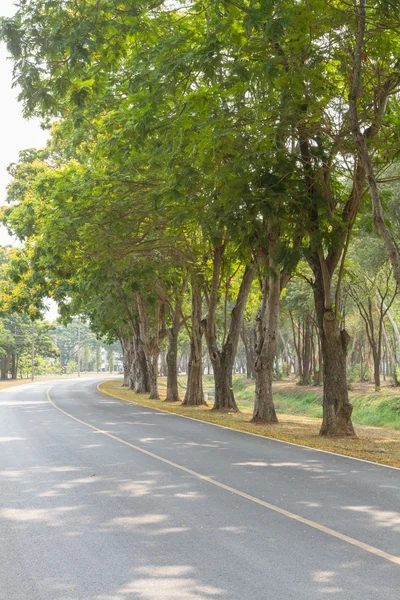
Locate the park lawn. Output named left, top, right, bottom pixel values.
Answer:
left=99, top=378, right=400, bottom=468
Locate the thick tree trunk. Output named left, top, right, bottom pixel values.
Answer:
left=183, top=283, right=205, bottom=406
left=252, top=268, right=280, bottom=424
left=133, top=344, right=150, bottom=394
left=148, top=355, right=160, bottom=399
left=313, top=271, right=355, bottom=436
left=212, top=350, right=238, bottom=411
left=165, top=330, right=180, bottom=402
left=127, top=319, right=150, bottom=394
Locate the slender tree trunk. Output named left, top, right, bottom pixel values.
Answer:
left=183, top=282, right=205, bottom=406
left=301, top=318, right=312, bottom=385
left=348, top=0, right=400, bottom=286
left=290, top=312, right=303, bottom=382
left=204, top=250, right=255, bottom=411
left=120, top=335, right=131, bottom=387
left=378, top=292, right=400, bottom=362
left=241, top=325, right=255, bottom=379
left=252, top=267, right=280, bottom=423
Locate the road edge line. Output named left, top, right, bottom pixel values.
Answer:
left=97, top=381, right=400, bottom=472
left=47, top=386, right=400, bottom=567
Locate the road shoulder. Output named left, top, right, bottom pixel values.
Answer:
left=99, top=379, right=400, bottom=468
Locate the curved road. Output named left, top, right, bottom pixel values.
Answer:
left=0, top=377, right=399, bottom=599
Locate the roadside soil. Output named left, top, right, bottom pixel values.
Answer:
left=100, top=379, right=400, bottom=468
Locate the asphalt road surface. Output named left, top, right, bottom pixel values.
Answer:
left=0, top=377, right=399, bottom=600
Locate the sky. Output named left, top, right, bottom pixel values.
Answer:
left=0, top=0, right=49, bottom=245
left=1, top=1, right=56, bottom=319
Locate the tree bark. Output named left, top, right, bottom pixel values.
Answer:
left=183, top=282, right=205, bottom=406
left=128, top=314, right=150, bottom=394
left=252, top=266, right=280, bottom=423
left=212, top=267, right=255, bottom=410
left=241, top=324, right=255, bottom=379
left=204, top=246, right=255, bottom=411
left=120, top=334, right=132, bottom=387
left=11, top=352, right=17, bottom=380
left=136, top=293, right=161, bottom=399
left=312, top=261, right=355, bottom=436
left=133, top=342, right=150, bottom=394
left=165, top=328, right=180, bottom=402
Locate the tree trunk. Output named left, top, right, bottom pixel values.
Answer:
left=252, top=267, right=280, bottom=423
left=204, top=249, right=255, bottom=412
left=120, top=335, right=131, bottom=387
left=290, top=312, right=303, bottom=382
left=313, top=268, right=355, bottom=436
left=133, top=344, right=150, bottom=394
left=137, top=293, right=161, bottom=400
left=183, top=282, right=205, bottom=406
left=165, top=329, right=180, bottom=402
left=300, top=318, right=312, bottom=385
left=348, top=0, right=400, bottom=287
left=11, top=353, right=17, bottom=380
left=148, top=355, right=160, bottom=399
left=373, top=353, right=381, bottom=390
left=208, top=348, right=238, bottom=411
left=128, top=318, right=150, bottom=394
left=241, top=325, right=255, bottom=379
left=212, top=351, right=238, bottom=411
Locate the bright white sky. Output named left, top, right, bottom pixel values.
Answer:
left=0, top=0, right=48, bottom=245
left=1, top=1, right=56, bottom=319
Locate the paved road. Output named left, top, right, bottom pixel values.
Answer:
left=0, top=377, right=399, bottom=600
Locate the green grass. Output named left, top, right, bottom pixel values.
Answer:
left=172, top=374, right=400, bottom=430
left=273, top=390, right=323, bottom=419
left=350, top=393, right=400, bottom=429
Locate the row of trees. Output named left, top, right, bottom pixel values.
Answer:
left=1, top=1, right=400, bottom=435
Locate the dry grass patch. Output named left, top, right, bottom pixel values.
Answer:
left=0, top=379, right=32, bottom=391
left=99, top=379, right=400, bottom=468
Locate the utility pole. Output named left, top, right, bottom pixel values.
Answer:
left=77, top=321, right=81, bottom=378
left=31, top=322, right=35, bottom=382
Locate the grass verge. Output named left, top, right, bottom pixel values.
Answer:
left=99, top=379, right=400, bottom=468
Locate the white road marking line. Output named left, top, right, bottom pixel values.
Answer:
left=97, top=381, right=400, bottom=472
left=47, top=386, right=400, bottom=567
